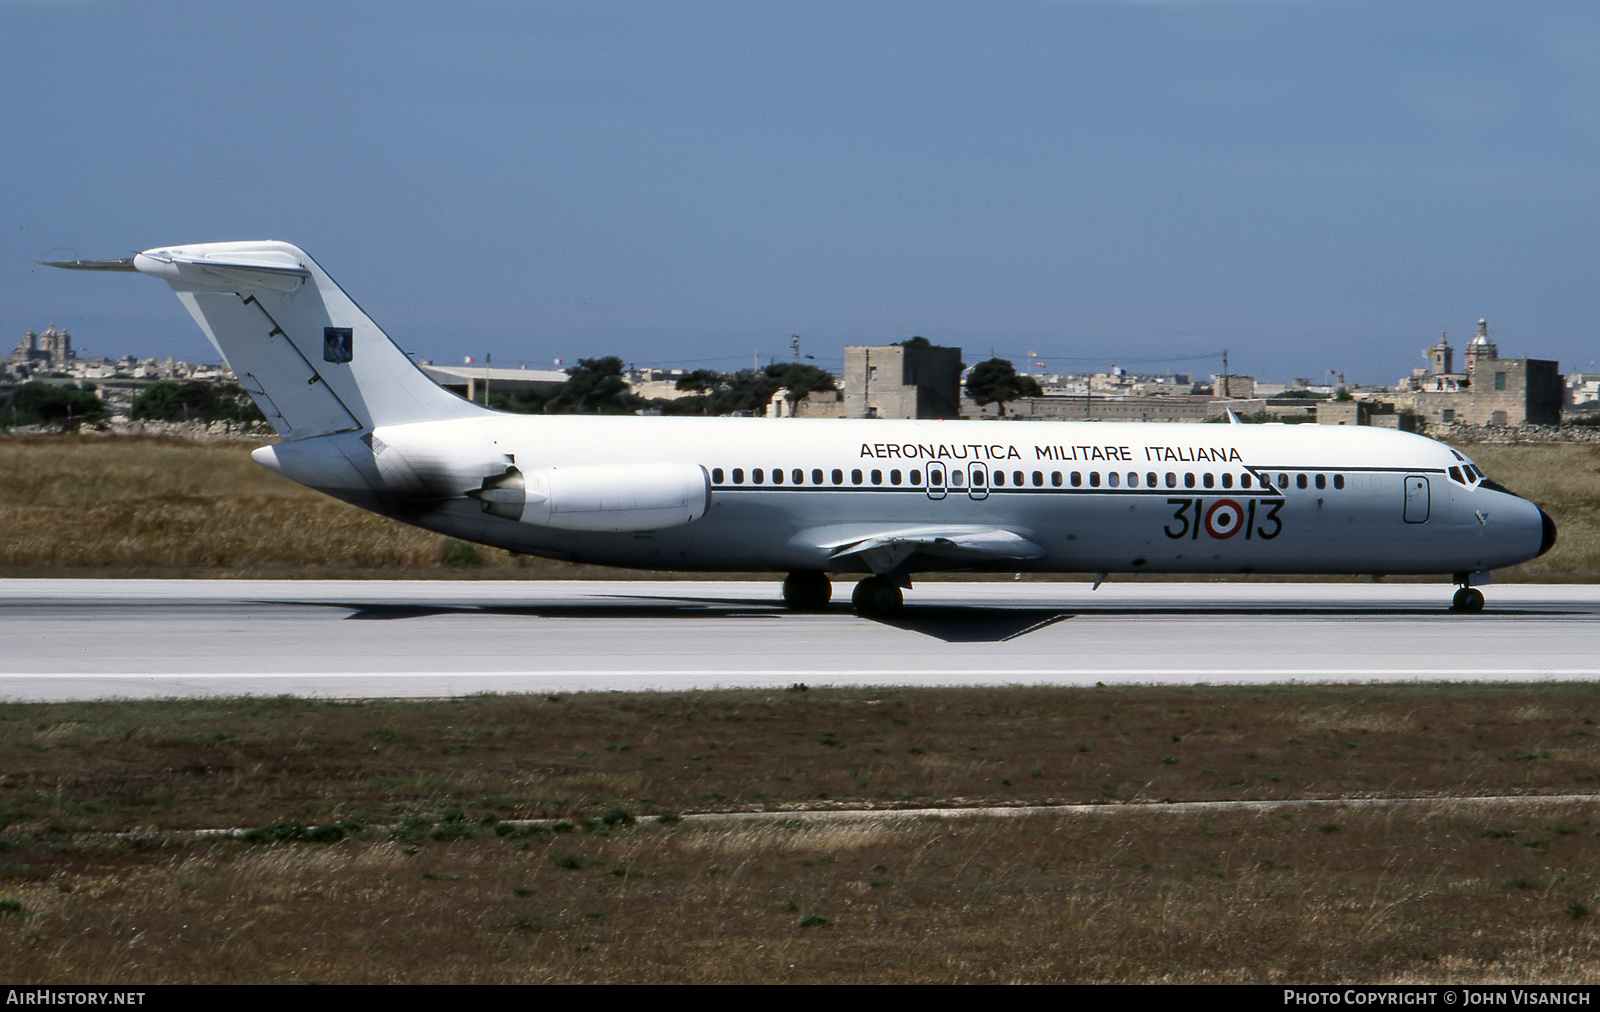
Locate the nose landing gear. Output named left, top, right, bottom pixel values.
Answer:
left=1450, top=572, right=1488, bottom=612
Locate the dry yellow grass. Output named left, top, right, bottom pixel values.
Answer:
left=8, top=684, right=1600, bottom=835
left=1, top=685, right=1600, bottom=982
left=4, top=799, right=1599, bottom=983
left=0, top=435, right=584, bottom=576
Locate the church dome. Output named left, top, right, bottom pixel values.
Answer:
left=1466, top=318, right=1498, bottom=358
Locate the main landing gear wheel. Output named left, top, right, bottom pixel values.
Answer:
left=1451, top=587, right=1485, bottom=612
left=781, top=571, right=832, bottom=611
left=851, top=576, right=904, bottom=616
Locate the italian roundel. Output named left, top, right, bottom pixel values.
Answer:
left=1204, top=499, right=1244, bottom=539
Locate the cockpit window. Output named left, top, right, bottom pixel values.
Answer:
left=1451, top=455, right=1483, bottom=479
left=1450, top=461, right=1485, bottom=485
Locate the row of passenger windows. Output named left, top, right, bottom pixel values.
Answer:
left=709, top=467, right=1347, bottom=492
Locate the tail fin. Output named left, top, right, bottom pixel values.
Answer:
left=129, top=241, right=486, bottom=439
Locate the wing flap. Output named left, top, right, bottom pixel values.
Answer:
left=821, top=526, right=1046, bottom=576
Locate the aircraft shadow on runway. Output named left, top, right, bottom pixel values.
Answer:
left=869, top=607, right=1076, bottom=642
left=275, top=597, right=1072, bottom=643
left=267, top=594, right=1584, bottom=645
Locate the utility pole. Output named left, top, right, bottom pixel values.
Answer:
left=1222, top=349, right=1229, bottom=399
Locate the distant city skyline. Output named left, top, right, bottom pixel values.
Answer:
left=7, top=1, right=1598, bottom=385
left=2, top=313, right=1574, bottom=392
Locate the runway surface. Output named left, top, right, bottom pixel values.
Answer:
left=2, top=579, right=1597, bottom=700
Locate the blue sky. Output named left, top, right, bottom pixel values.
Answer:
left=6, top=0, right=1598, bottom=384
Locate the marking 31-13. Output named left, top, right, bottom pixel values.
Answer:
left=1164, top=497, right=1285, bottom=541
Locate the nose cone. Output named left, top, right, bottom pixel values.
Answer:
left=1538, top=507, right=1558, bottom=557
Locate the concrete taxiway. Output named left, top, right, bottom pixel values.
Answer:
left=1, top=579, right=1596, bottom=701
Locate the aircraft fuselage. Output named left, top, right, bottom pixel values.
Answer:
left=254, top=413, right=1553, bottom=580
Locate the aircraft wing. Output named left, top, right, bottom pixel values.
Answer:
left=817, top=526, right=1046, bottom=578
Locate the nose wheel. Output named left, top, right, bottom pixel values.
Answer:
left=1451, top=587, right=1485, bottom=612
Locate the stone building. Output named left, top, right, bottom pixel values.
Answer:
left=1404, top=358, right=1563, bottom=427
left=1402, top=329, right=1467, bottom=393
left=10, top=325, right=75, bottom=374
left=1316, top=399, right=1415, bottom=429
left=766, top=387, right=844, bottom=418
left=1212, top=374, right=1256, bottom=399
left=969, top=393, right=1248, bottom=422
left=1316, top=400, right=1367, bottom=426
left=1392, top=320, right=1561, bottom=427
left=842, top=342, right=962, bottom=419
left=1569, top=373, right=1600, bottom=409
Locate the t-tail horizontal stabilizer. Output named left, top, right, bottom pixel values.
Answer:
left=40, top=257, right=138, bottom=272
left=48, top=241, right=489, bottom=439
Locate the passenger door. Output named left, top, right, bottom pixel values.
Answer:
left=1403, top=475, right=1430, bottom=523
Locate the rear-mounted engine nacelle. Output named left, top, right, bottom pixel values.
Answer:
left=467, top=462, right=710, bottom=532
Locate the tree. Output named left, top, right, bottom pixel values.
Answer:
left=764, top=362, right=836, bottom=414
left=661, top=369, right=730, bottom=415
left=2, top=383, right=102, bottom=428
left=965, top=358, right=1041, bottom=416
left=542, top=357, right=644, bottom=415
left=486, top=390, right=543, bottom=414
left=643, top=363, right=839, bottom=417
left=662, top=368, right=781, bottom=417
left=715, top=369, right=783, bottom=415
left=132, top=381, right=219, bottom=422
left=131, top=381, right=263, bottom=424
left=674, top=369, right=726, bottom=395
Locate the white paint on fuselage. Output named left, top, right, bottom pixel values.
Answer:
left=295, top=414, right=1549, bottom=579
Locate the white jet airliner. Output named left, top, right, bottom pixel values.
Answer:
left=50, top=241, right=1556, bottom=614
